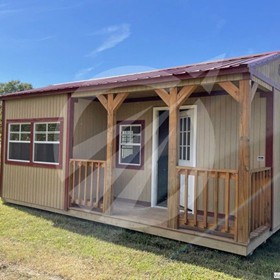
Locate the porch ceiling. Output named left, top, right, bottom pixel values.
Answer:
left=77, top=84, right=233, bottom=101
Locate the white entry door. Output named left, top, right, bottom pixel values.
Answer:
left=179, top=109, right=195, bottom=211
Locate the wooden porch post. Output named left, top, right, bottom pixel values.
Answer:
left=237, top=80, right=251, bottom=244
left=168, top=88, right=180, bottom=228
left=155, top=85, right=197, bottom=229
left=64, top=94, right=74, bottom=210
left=105, top=94, right=115, bottom=215
left=97, top=93, right=128, bottom=215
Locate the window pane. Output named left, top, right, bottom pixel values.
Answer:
left=21, top=133, right=30, bottom=141
left=9, top=143, right=30, bottom=161
left=35, top=133, right=46, bottom=141
left=133, top=135, right=140, bottom=144
left=121, top=131, right=133, bottom=143
left=183, top=146, right=186, bottom=161
left=10, top=124, right=20, bottom=132
left=10, top=133, right=20, bottom=141
left=36, top=123, right=46, bottom=132
left=21, top=124, right=31, bottom=132
left=48, top=133, right=60, bottom=142
left=48, top=123, right=60, bottom=131
left=183, top=132, right=186, bottom=146
left=187, top=147, right=191, bottom=161
left=34, top=143, right=59, bottom=163
left=132, top=126, right=140, bottom=134
left=120, top=145, right=140, bottom=165
left=122, top=126, right=131, bottom=132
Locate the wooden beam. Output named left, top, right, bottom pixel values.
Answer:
left=96, top=94, right=108, bottom=111
left=64, top=94, right=74, bottom=211
left=103, top=94, right=115, bottom=215
left=155, top=88, right=170, bottom=106
left=237, top=80, right=251, bottom=244
left=100, top=92, right=128, bottom=215
left=113, top=92, right=129, bottom=112
left=177, top=85, right=197, bottom=107
left=250, top=82, right=259, bottom=103
left=219, top=81, right=240, bottom=102
left=155, top=86, right=195, bottom=229
left=167, top=88, right=180, bottom=228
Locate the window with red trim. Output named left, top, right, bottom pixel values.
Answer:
left=7, top=119, right=63, bottom=168
left=117, top=120, right=145, bottom=169
left=8, top=123, right=31, bottom=162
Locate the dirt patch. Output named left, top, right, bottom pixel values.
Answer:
left=0, top=260, right=65, bottom=280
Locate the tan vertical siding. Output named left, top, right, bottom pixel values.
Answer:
left=73, top=99, right=107, bottom=160
left=2, top=94, right=68, bottom=210
left=73, top=92, right=266, bottom=205
left=256, top=58, right=280, bottom=86
left=195, top=95, right=238, bottom=170
left=250, top=93, right=266, bottom=169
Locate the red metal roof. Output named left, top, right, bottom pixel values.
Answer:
left=2, top=50, right=280, bottom=98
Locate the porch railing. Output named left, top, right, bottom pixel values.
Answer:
left=69, top=159, right=106, bottom=211
left=250, top=167, right=272, bottom=233
left=177, top=166, right=238, bottom=240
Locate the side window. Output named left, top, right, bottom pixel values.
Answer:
left=117, top=121, right=144, bottom=168
left=8, top=123, right=31, bottom=162
left=34, top=122, right=60, bottom=164
left=6, top=119, right=63, bottom=168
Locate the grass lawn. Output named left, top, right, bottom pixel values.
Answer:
left=0, top=200, right=279, bottom=280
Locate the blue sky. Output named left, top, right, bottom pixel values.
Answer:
left=0, top=0, right=279, bottom=88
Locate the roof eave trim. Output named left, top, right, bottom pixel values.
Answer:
left=0, top=66, right=250, bottom=100
left=248, top=53, right=280, bottom=69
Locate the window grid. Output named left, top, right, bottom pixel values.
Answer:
left=179, top=116, right=191, bottom=161
left=8, top=123, right=31, bottom=162
left=34, top=122, right=60, bottom=144
left=119, top=124, right=142, bottom=166
left=7, top=120, right=62, bottom=167
left=33, top=122, right=60, bottom=164
left=9, top=123, right=31, bottom=143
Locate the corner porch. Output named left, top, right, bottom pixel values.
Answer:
left=68, top=159, right=272, bottom=250
left=65, top=78, right=274, bottom=255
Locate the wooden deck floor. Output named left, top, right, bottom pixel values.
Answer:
left=112, top=199, right=168, bottom=227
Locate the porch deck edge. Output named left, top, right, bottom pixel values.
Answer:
left=2, top=198, right=250, bottom=256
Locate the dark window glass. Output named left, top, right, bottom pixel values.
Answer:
left=34, top=143, right=59, bottom=163
left=120, top=145, right=140, bottom=165
left=9, top=143, right=30, bottom=161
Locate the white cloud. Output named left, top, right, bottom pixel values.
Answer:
left=75, top=66, right=96, bottom=80
left=87, top=24, right=130, bottom=56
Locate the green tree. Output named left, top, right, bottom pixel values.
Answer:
left=0, top=80, right=33, bottom=139
left=0, top=80, right=32, bottom=94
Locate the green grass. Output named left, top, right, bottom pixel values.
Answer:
left=0, top=200, right=279, bottom=280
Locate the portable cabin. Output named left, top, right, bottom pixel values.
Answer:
left=1, top=51, right=280, bottom=256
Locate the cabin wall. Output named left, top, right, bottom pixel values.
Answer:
left=2, top=95, right=68, bottom=210
left=256, top=57, right=280, bottom=86
left=115, top=95, right=241, bottom=204
left=73, top=92, right=266, bottom=208
left=251, top=93, right=266, bottom=169
left=273, top=89, right=280, bottom=229
left=73, top=99, right=107, bottom=160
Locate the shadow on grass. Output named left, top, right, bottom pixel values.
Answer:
left=6, top=202, right=280, bottom=280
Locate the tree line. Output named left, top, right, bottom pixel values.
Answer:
left=0, top=80, right=33, bottom=137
